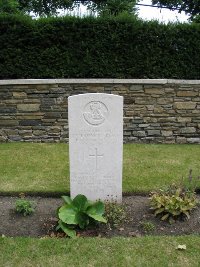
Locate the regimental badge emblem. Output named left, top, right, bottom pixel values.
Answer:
left=83, top=101, right=108, bottom=126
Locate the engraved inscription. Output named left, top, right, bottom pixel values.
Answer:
left=83, top=101, right=108, bottom=126
left=89, top=147, right=104, bottom=171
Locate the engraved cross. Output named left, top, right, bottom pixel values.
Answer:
left=89, top=148, right=104, bottom=171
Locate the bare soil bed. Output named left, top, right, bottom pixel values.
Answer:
left=0, top=195, right=200, bottom=238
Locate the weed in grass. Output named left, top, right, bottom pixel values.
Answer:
left=15, top=199, right=35, bottom=216
left=183, top=169, right=200, bottom=192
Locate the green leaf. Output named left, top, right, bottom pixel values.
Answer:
left=86, top=201, right=105, bottom=216
left=154, top=208, right=164, bottom=215
left=58, top=204, right=78, bottom=225
left=55, top=222, right=61, bottom=231
left=58, top=221, right=76, bottom=238
left=61, top=196, right=72, bottom=205
left=76, top=212, right=89, bottom=229
left=183, top=211, right=190, bottom=219
left=161, top=213, right=169, bottom=221
left=72, top=194, right=88, bottom=211
left=88, top=214, right=107, bottom=223
left=170, top=210, right=181, bottom=216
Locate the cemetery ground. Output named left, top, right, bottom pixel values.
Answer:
left=1, top=143, right=200, bottom=266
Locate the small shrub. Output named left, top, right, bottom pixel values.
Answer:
left=150, top=182, right=198, bottom=224
left=15, top=199, right=35, bottom=216
left=104, top=201, right=126, bottom=229
left=140, top=221, right=156, bottom=234
left=56, top=194, right=107, bottom=238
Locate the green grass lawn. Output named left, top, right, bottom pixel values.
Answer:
left=0, top=143, right=200, bottom=193
left=1, top=236, right=200, bottom=267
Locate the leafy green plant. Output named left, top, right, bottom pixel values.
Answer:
left=104, top=201, right=126, bottom=229
left=140, top=221, right=156, bottom=234
left=56, top=194, right=107, bottom=238
left=184, top=169, right=200, bottom=192
left=15, top=199, right=35, bottom=216
left=150, top=183, right=198, bottom=224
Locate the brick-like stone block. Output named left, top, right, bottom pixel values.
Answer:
left=129, top=85, right=144, bottom=91
left=145, top=88, right=164, bottom=95
left=19, top=120, right=41, bottom=126
left=174, top=102, right=196, bottom=109
left=44, top=112, right=61, bottom=119
left=16, top=113, right=44, bottom=120
left=157, top=98, right=173, bottom=104
left=132, top=131, right=146, bottom=137
left=177, top=91, right=198, bottom=97
left=0, top=120, right=19, bottom=126
left=17, top=104, right=40, bottom=112
left=13, top=92, right=27, bottom=98
left=0, top=107, right=16, bottom=113
left=162, top=130, right=173, bottom=137
left=147, top=130, right=161, bottom=136
left=180, top=127, right=196, bottom=134
left=154, top=107, right=164, bottom=113
left=0, top=136, right=7, bottom=142
left=9, top=136, right=22, bottom=141
left=139, top=124, right=149, bottom=128
left=41, top=98, right=55, bottom=106
left=177, top=117, right=191, bottom=123
left=5, top=129, right=18, bottom=135
left=187, top=138, right=200, bottom=143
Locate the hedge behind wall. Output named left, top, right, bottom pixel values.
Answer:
left=0, top=14, right=200, bottom=79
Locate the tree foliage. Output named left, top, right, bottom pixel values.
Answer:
left=85, top=0, right=138, bottom=17
left=17, top=0, right=77, bottom=16
left=0, top=0, right=20, bottom=14
left=152, top=0, right=200, bottom=20
left=0, top=0, right=138, bottom=17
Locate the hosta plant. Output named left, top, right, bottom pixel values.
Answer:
left=150, top=183, right=198, bottom=224
left=56, top=194, right=107, bottom=237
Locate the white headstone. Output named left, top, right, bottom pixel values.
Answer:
left=68, top=93, right=123, bottom=202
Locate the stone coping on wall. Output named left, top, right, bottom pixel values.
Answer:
left=1, top=79, right=200, bottom=85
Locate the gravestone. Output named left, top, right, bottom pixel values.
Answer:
left=68, top=93, right=123, bottom=202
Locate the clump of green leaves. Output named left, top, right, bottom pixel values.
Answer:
left=56, top=194, right=107, bottom=238
left=140, top=221, right=156, bottom=234
left=150, top=182, right=198, bottom=224
left=15, top=199, right=35, bottom=216
left=104, top=201, right=126, bottom=229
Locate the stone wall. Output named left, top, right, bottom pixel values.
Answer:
left=0, top=79, right=200, bottom=144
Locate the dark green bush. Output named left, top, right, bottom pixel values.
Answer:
left=0, top=14, right=200, bottom=79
